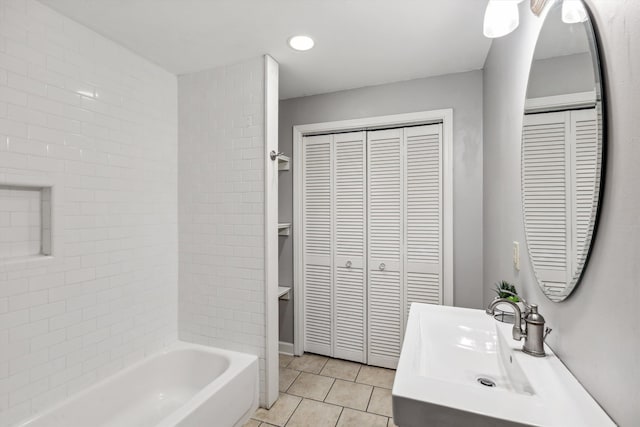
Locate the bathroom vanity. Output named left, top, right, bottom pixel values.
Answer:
left=392, top=303, right=615, bottom=427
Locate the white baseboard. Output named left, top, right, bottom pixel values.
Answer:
left=279, top=341, right=294, bottom=355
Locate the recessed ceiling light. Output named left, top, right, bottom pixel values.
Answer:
left=288, top=35, right=314, bottom=51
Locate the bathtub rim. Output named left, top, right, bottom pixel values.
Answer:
left=15, top=341, right=259, bottom=427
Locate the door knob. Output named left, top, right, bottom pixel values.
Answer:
left=379, top=263, right=386, bottom=271
left=345, top=261, right=352, bottom=268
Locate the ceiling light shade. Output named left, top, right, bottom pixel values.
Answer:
left=562, top=0, right=588, bottom=24
left=288, top=35, right=314, bottom=51
left=483, top=0, right=520, bottom=38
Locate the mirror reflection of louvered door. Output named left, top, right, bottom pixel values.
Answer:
left=523, top=112, right=569, bottom=296
left=522, top=108, right=598, bottom=299
left=570, top=108, right=599, bottom=282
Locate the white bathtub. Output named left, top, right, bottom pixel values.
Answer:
left=17, top=342, right=259, bottom=427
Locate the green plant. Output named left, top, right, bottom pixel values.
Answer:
left=494, top=280, right=520, bottom=302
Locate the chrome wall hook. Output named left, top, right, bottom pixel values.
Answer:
left=270, top=150, right=284, bottom=161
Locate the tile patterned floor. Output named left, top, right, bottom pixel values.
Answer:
left=246, top=353, right=398, bottom=427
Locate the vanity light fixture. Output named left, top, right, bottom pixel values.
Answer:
left=529, top=0, right=548, bottom=16
left=288, top=35, right=314, bottom=51
left=483, top=0, right=525, bottom=38
left=561, top=0, right=588, bottom=23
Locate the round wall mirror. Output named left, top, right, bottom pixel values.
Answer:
left=522, top=0, right=605, bottom=302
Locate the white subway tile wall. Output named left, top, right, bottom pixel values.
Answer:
left=0, top=185, right=42, bottom=259
left=0, top=1, right=178, bottom=425
left=178, top=57, right=267, bottom=404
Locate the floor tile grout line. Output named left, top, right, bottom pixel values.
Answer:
left=272, top=354, right=395, bottom=425
left=323, top=376, right=338, bottom=404
left=282, top=369, right=301, bottom=393
left=365, top=384, right=375, bottom=414
left=336, top=407, right=391, bottom=425
left=323, top=377, right=336, bottom=401
left=334, top=406, right=344, bottom=427
left=283, top=395, right=304, bottom=427
left=279, top=353, right=293, bottom=369
left=353, top=363, right=362, bottom=383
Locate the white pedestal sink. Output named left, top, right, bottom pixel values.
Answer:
left=392, top=303, right=615, bottom=427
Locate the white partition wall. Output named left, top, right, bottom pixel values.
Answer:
left=263, top=55, right=280, bottom=408
left=178, top=56, right=276, bottom=407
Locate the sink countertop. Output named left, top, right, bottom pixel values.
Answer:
left=392, top=303, right=616, bottom=427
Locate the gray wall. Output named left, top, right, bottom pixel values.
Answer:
left=279, top=71, right=484, bottom=344
left=483, top=1, right=640, bottom=425
left=528, top=52, right=595, bottom=98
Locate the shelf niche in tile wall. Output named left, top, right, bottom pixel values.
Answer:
left=0, top=185, right=52, bottom=262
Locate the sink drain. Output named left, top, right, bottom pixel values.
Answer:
left=477, top=377, right=496, bottom=388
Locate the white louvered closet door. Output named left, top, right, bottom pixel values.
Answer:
left=302, top=124, right=446, bottom=367
left=522, top=112, right=571, bottom=297
left=404, top=124, right=443, bottom=316
left=302, top=134, right=333, bottom=356
left=367, top=128, right=403, bottom=369
left=569, top=108, right=599, bottom=282
left=333, top=132, right=366, bottom=363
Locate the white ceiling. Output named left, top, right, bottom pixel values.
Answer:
left=38, top=0, right=492, bottom=99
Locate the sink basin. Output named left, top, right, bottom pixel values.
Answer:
left=392, top=304, right=615, bottom=427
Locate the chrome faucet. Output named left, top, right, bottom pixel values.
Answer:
left=495, top=289, right=532, bottom=318
left=486, top=299, right=551, bottom=357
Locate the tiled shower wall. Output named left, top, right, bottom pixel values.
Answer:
left=0, top=1, right=178, bottom=425
left=0, top=186, right=42, bottom=259
left=178, top=57, right=267, bottom=403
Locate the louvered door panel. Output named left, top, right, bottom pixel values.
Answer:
left=368, top=129, right=402, bottom=269
left=570, top=108, right=599, bottom=281
left=334, top=266, right=365, bottom=360
left=368, top=270, right=401, bottom=366
left=302, top=123, right=447, bottom=367
left=303, top=135, right=332, bottom=355
left=522, top=112, right=570, bottom=293
left=406, top=273, right=440, bottom=311
left=367, top=128, right=402, bottom=369
left=404, top=125, right=443, bottom=314
left=333, top=132, right=366, bottom=362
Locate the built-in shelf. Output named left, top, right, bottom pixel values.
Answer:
left=278, top=223, right=291, bottom=236
left=278, top=154, right=290, bottom=171
left=278, top=286, right=291, bottom=300
left=0, top=185, right=52, bottom=262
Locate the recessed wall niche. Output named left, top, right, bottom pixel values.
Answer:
left=0, top=185, right=52, bottom=260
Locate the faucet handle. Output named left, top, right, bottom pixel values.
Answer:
left=544, top=327, right=552, bottom=341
